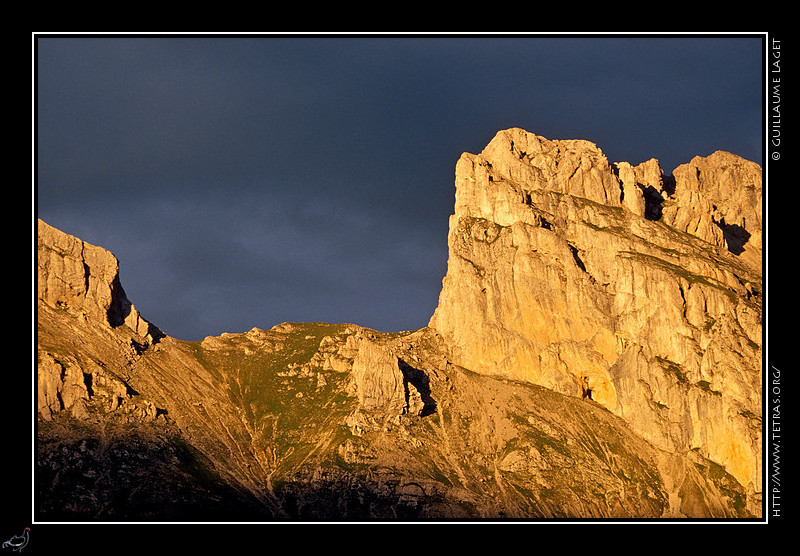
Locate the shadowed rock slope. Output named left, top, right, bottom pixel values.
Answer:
left=36, top=129, right=763, bottom=520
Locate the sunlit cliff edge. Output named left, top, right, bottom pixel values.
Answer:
left=36, top=128, right=763, bottom=520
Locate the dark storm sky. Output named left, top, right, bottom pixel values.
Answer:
left=35, top=34, right=764, bottom=341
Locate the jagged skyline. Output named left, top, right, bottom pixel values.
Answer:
left=34, top=125, right=764, bottom=522
left=35, top=33, right=764, bottom=341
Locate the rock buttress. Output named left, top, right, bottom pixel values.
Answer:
left=429, top=128, right=762, bottom=513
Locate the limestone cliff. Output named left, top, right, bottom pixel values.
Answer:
left=35, top=128, right=763, bottom=520
left=428, top=128, right=763, bottom=510
left=37, top=219, right=161, bottom=344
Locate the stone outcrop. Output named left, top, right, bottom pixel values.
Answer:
left=37, top=219, right=160, bottom=342
left=37, top=350, right=159, bottom=422
left=347, top=337, right=434, bottom=435
left=37, top=352, right=91, bottom=420
left=351, top=339, right=407, bottom=413
left=429, top=128, right=762, bottom=509
left=662, top=151, right=762, bottom=272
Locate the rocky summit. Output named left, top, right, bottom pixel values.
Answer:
left=36, top=128, right=763, bottom=521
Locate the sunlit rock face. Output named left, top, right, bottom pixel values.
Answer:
left=429, top=128, right=762, bottom=505
left=37, top=219, right=160, bottom=342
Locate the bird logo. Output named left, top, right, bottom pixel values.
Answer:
left=2, top=528, right=29, bottom=552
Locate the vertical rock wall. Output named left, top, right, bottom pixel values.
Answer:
left=429, top=128, right=762, bottom=504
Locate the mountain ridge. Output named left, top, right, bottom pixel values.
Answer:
left=35, top=128, right=763, bottom=520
